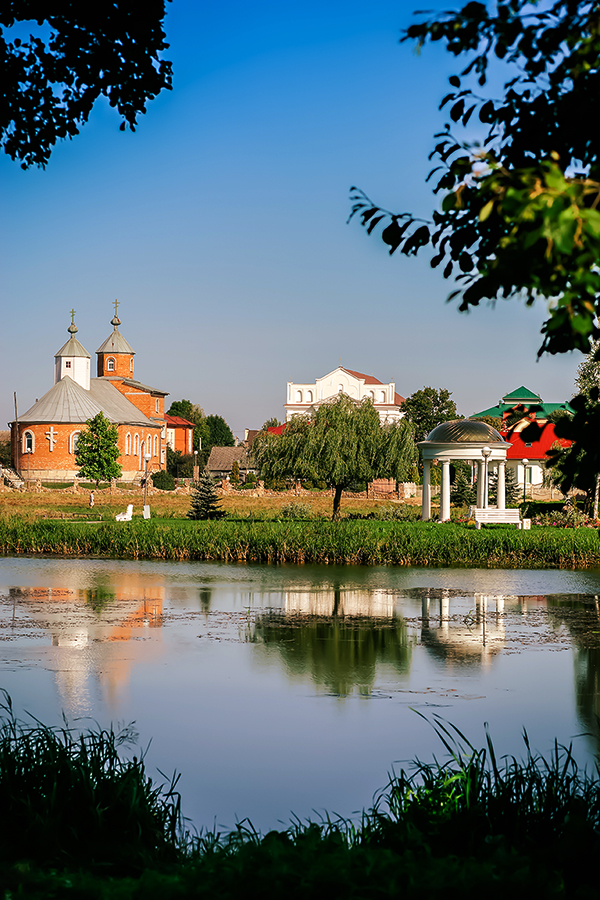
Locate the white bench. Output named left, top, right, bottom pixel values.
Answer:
left=115, top=504, right=133, bottom=522
left=469, top=507, right=522, bottom=529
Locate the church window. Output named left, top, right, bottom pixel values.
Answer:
left=154, top=434, right=159, bottom=456
left=130, top=358, right=134, bottom=371
left=155, top=398, right=159, bottom=413
left=307, top=390, right=313, bottom=402
left=65, top=361, right=71, bottom=368
left=369, top=390, right=374, bottom=400
left=23, top=431, right=34, bottom=453
left=106, top=357, right=116, bottom=372
left=69, top=431, right=81, bottom=454
left=134, top=434, right=139, bottom=455
left=296, top=390, right=303, bottom=402
left=125, top=433, right=131, bottom=455
left=380, top=390, right=386, bottom=402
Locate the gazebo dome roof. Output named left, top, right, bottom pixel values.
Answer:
left=425, top=419, right=504, bottom=443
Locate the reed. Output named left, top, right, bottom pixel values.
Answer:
left=0, top=691, right=185, bottom=874
left=3, top=705, right=600, bottom=897
left=1, top=515, right=600, bottom=567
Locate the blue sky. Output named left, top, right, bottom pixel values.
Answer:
left=0, top=0, right=581, bottom=438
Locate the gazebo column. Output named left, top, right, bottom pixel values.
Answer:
left=476, top=460, right=485, bottom=508
left=421, top=459, right=431, bottom=521
left=440, top=459, right=451, bottom=521
left=497, top=460, right=506, bottom=510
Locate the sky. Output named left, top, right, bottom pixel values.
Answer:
left=0, top=0, right=582, bottom=439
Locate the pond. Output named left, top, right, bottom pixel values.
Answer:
left=2, top=557, right=600, bottom=833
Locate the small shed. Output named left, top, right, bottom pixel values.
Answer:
left=206, top=446, right=256, bottom=481
left=418, top=419, right=510, bottom=521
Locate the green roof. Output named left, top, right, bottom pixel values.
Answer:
left=501, top=386, right=542, bottom=403
left=472, top=386, right=574, bottom=421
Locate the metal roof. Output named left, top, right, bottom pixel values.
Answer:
left=18, top=376, right=104, bottom=423
left=118, top=378, right=169, bottom=397
left=54, top=335, right=91, bottom=358
left=96, top=326, right=135, bottom=355
left=424, top=419, right=505, bottom=443
left=88, top=379, right=155, bottom=425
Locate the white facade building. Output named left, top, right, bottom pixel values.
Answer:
left=285, top=367, right=405, bottom=424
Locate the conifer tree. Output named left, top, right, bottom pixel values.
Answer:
left=187, top=473, right=226, bottom=520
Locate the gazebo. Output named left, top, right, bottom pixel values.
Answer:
left=418, top=420, right=511, bottom=521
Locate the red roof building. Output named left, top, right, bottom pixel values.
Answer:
left=285, top=366, right=405, bottom=424
left=164, top=415, right=195, bottom=456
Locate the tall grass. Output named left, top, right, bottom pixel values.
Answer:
left=0, top=691, right=185, bottom=874
left=1, top=515, right=600, bottom=566
left=3, top=701, right=600, bottom=897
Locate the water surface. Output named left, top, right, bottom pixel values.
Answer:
left=2, top=557, right=600, bottom=832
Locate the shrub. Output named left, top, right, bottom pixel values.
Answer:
left=152, top=470, right=176, bottom=491
left=280, top=502, right=312, bottom=519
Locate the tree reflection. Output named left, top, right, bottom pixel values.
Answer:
left=249, top=606, right=412, bottom=697
left=546, top=595, right=600, bottom=754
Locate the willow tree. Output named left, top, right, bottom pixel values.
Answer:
left=253, top=395, right=416, bottom=518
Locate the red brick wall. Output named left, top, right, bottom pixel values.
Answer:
left=15, top=422, right=164, bottom=479
left=97, top=353, right=135, bottom=378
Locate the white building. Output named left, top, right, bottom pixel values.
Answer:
left=285, top=367, right=405, bottom=424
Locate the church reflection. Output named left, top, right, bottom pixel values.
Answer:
left=8, top=574, right=165, bottom=716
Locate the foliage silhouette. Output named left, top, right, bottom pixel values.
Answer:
left=1, top=1, right=173, bottom=168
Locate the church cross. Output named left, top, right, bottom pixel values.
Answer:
left=70, top=308, right=76, bottom=325
left=45, top=426, right=57, bottom=452
left=113, top=299, right=120, bottom=316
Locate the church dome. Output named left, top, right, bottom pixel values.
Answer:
left=425, top=418, right=504, bottom=443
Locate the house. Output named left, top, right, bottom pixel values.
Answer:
left=10, top=307, right=169, bottom=483
left=165, top=415, right=195, bottom=455
left=206, top=446, right=256, bottom=481
left=472, top=386, right=573, bottom=489
left=285, top=367, right=405, bottom=423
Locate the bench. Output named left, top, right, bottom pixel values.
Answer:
left=469, top=507, right=523, bottom=529
left=115, top=504, right=133, bottom=522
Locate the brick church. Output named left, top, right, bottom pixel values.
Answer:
left=11, top=305, right=172, bottom=483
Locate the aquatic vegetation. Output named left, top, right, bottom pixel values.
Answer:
left=1, top=515, right=600, bottom=567
left=2, top=702, right=600, bottom=897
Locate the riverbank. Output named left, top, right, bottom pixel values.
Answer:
left=1, top=516, right=600, bottom=567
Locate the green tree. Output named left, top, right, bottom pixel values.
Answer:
left=402, top=387, right=459, bottom=443
left=262, top=417, right=282, bottom=430
left=489, top=466, right=520, bottom=507
left=253, top=394, right=416, bottom=518
left=75, top=412, right=122, bottom=486
left=206, top=415, right=235, bottom=449
left=349, top=0, right=600, bottom=357
left=450, top=465, right=476, bottom=507
left=231, top=460, right=240, bottom=485
left=2, top=1, right=173, bottom=169
left=187, top=473, right=226, bottom=520
left=167, top=399, right=210, bottom=460
left=546, top=343, right=600, bottom=516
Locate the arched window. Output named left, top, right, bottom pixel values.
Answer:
left=380, top=390, right=386, bottom=402
left=125, top=433, right=131, bottom=455
left=369, top=390, right=375, bottom=400
left=22, top=431, right=34, bottom=453
left=338, top=384, right=344, bottom=393
left=155, top=398, right=160, bottom=413
left=130, top=358, right=134, bottom=371
left=134, top=434, right=139, bottom=455
left=154, top=434, right=159, bottom=456
left=69, top=431, right=81, bottom=454
left=296, top=390, right=303, bottom=402
left=106, top=357, right=116, bottom=372
left=307, top=390, right=313, bottom=402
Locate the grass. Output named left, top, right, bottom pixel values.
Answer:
left=2, top=700, right=600, bottom=898
left=1, top=516, right=600, bottom=566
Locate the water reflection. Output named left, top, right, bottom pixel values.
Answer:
left=250, top=612, right=411, bottom=697
left=545, top=595, right=600, bottom=754
left=412, top=589, right=506, bottom=668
